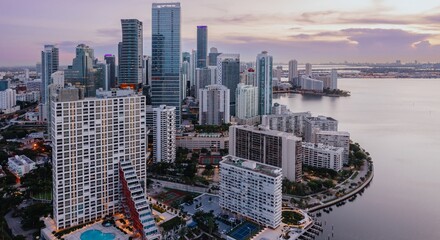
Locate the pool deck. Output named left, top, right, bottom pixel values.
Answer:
left=64, top=222, right=128, bottom=240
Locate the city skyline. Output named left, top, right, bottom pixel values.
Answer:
left=1, top=0, right=440, bottom=66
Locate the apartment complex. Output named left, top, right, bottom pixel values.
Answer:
left=304, top=116, right=338, bottom=142
left=219, top=156, right=282, bottom=228
left=302, top=143, right=344, bottom=171
left=146, top=105, right=176, bottom=163
left=198, top=84, right=230, bottom=125
left=261, top=111, right=311, bottom=136
left=50, top=88, right=159, bottom=239
left=229, top=125, right=302, bottom=182
left=315, top=130, right=350, bottom=164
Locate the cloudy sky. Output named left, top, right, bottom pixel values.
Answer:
left=1, top=0, right=440, bottom=66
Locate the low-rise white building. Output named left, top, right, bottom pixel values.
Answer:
left=8, top=155, right=36, bottom=178
left=315, top=130, right=350, bottom=164
left=220, top=155, right=282, bottom=229
left=300, top=76, right=323, bottom=92
left=176, top=132, right=228, bottom=150
left=302, top=143, right=344, bottom=171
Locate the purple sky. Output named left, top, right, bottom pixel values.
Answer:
left=1, top=0, right=440, bottom=66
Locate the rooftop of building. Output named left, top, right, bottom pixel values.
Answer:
left=302, top=142, right=344, bottom=152
left=232, top=125, right=301, bottom=140
left=221, top=155, right=282, bottom=178
left=306, top=115, right=337, bottom=122
left=317, top=130, right=350, bottom=136
left=8, top=155, right=35, bottom=166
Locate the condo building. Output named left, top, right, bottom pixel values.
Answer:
left=50, top=88, right=159, bottom=239
left=219, top=155, right=282, bottom=229
left=229, top=125, right=302, bottom=182
left=302, top=143, right=344, bottom=171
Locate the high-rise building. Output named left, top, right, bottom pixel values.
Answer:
left=197, top=26, right=208, bottom=68
left=0, top=80, right=10, bottom=91
left=36, top=62, right=42, bottom=77
left=51, top=88, right=159, bottom=239
left=217, top=54, right=240, bottom=115
left=142, top=55, right=152, bottom=86
left=240, top=68, right=257, bottom=87
left=182, top=52, right=190, bottom=63
left=288, top=59, right=299, bottom=86
left=219, top=155, right=282, bottom=229
left=64, top=44, right=96, bottom=97
left=40, top=44, right=59, bottom=121
left=315, top=131, right=350, bottom=164
left=235, top=83, right=258, bottom=120
left=330, top=69, right=338, bottom=90
left=147, top=105, right=176, bottom=163
left=302, top=143, right=344, bottom=171
left=199, top=84, right=230, bottom=125
left=229, top=125, right=302, bottom=182
left=256, top=51, right=273, bottom=115
left=194, top=67, right=216, bottom=99
left=0, top=89, right=16, bottom=112
left=261, top=110, right=312, bottom=137
left=305, top=63, right=312, bottom=77
left=300, top=76, right=324, bottom=92
left=181, top=60, right=190, bottom=98
left=304, top=116, right=338, bottom=142
left=189, top=49, right=197, bottom=96
left=152, top=3, right=182, bottom=125
left=271, top=103, right=288, bottom=115
left=104, top=54, right=116, bottom=89
left=24, top=69, right=30, bottom=80
left=208, top=47, right=221, bottom=66
left=119, top=19, right=143, bottom=86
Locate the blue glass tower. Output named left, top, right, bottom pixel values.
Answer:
left=152, top=2, right=181, bottom=125
left=197, top=26, right=207, bottom=68
left=256, top=51, right=273, bottom=115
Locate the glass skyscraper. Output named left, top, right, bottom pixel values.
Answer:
left=197, top=26, right=207, bottom=68
left=119, top=19, right=143, bottom=86
left=217, top=54, right=240, bottom=116
left=104, top=54, right=116, bottom=89
left=151, top=2, right=181, bottom=125
left=256, top=51, right=273, bottom=115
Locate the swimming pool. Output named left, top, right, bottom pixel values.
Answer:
left=80, top=229, right=115, bottom=240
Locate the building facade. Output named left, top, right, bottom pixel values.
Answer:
left=41, top=45, right=59, bottom=121
left=50, top=88, right=158, bottom=239
left=304, top=116, right=338, bottom=142
left=302, top=143, right=344, bottom=171
left=217, top=54, right=240, bottom=116
left=219, top=155, right=282, bottom=229
left=229, top=125, right=302, bottom=182
left=288, top=59, right=299, bottom=87
left=315, top=130, right=350, bottom=164
left=104, top=54, right=116, bottom=89
left=151, top=3, right=182, bottom=126
left=147, top=105, right=176, bottom=163
left=0, top=89, right=16, bottom=111
left=235, top=83, right=258, bottom=120
left=199, top=84, right=230, bottom=125
left=197, top=26, right=207, bottom=68
left=176, top=132, right=229, bottom=150
left=256, top=51, right=273, bottom=115
left=119, top=19, right=143, bottom=86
